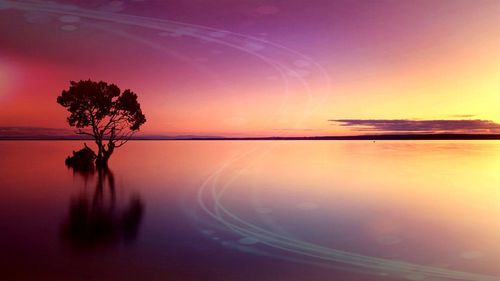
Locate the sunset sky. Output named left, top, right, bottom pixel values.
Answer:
left=0, top=0, right=499, bottom=137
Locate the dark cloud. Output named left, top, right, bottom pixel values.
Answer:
left=0, top=127, right=74, bottom=138
left=329, top=119, right=500, bottom=133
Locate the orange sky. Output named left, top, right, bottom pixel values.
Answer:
left=0, top=0, right=499, bottom=137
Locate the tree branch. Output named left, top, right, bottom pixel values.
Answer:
left=114, top=131, right=135, bottom=147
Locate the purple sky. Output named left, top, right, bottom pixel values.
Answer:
left=1, top=0, right=499, bottom=137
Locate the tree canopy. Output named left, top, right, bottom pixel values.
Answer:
left=57, top=80, right=146, bottom=166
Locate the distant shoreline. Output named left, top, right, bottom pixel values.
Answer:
left=3, top=134, right=500, bottom=141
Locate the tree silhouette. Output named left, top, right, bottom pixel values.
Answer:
left=57, top=80, right=146, bottom=166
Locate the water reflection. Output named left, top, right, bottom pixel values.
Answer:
left=61, top=166, right=144, bottom=249
left=1, top=141, right=499, bottom=281
left=193, top=148, right=500, bottom=281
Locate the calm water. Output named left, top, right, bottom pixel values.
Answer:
left=0, top=140, right=499, bottom=281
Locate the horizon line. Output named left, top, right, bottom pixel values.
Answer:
left=3, top=133, right=500, bottom=141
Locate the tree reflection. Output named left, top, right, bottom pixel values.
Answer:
left=61, top=166, right=144, bottom=249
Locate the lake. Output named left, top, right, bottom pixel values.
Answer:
left=0, top=140, right=499, bottom=281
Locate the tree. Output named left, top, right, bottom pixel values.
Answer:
left=57, top=80, right=146, bottom=166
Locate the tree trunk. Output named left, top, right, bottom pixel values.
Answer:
left=102, top=151, right=112, bottom=166
left=97, top=142, right=115, bottom=167
left=95, top=137, right=103, bottom=165
left=95, top=141, right=106, bottom=167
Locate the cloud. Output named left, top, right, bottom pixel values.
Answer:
left=329, top=119, right=500, bottom=133
left=0, top=127, right=75, bottom=138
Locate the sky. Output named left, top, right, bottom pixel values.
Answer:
left=0, top=0, right=499, bottom=137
